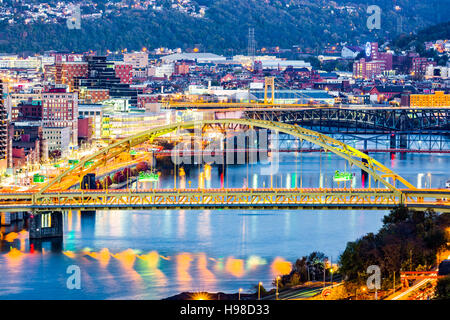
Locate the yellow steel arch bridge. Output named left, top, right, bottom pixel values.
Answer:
left=0, top=119, right=449, bottom=212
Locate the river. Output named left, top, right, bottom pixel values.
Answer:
left=0, top=152, right=448, bottom=299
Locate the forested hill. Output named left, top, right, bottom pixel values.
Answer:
left=393, top=21, right=450, bottom=50
left=0, top=0, right=449, bottom=54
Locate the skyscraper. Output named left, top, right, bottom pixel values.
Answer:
left=0, top=80, right=8, bottom=163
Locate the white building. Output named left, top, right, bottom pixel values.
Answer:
left=259, top=59, right=311, bottom=70
left=43, top=127, right=71, bottom=154
left=341, top=46, right=363, bottom=59
left=161, top=53, right=227, bottom=64
left=78, top=104, right=104, bottom=140
left=154, top=64, right=175, bottom=78
left=426, top=65, right=449, bottom=79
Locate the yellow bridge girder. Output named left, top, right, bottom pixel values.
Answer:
left=0, top=188, right=449, bottom=212
left=36, top=119, right=417, bottom=197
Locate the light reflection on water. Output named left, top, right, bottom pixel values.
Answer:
left=0, top=152, right=448, bottom=299
left=0, top=209, right=387, bottom=299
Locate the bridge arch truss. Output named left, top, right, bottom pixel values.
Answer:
left=37, top=119, right=417, bottom=197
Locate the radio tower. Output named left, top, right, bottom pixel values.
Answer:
left=247, top=27, right=256, bottom=62
left=396, top=15, right=403, bottom=34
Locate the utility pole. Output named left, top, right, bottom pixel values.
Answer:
left=393, top=271, right=396, bottom=293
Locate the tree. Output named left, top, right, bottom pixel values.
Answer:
left=339, top=206, right=449, bottom=288
left=122, top=167, right=132, bottom=178
left=435, top=276, right=450, bottom=299
left=136, top=161, right=148, bottom=172
left=103, top=175, right=112, bottom=187
left=112, top=171, right=125, bottom=184
left=49, top=150, right=62, bottom=160
left=382, top=205, right=409, bottom=225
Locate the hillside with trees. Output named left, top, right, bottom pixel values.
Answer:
left=0, top=0, right=449, bottom=54
left=339, top=206, right=449, bottom=292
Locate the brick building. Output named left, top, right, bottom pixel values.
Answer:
left=42, top=88, right=78, bottom=145
left=16, top=100, right=43, bottom=121
left=61, top=62, right=89, bottom=89
left=80, top=88, right=110, bottom=104
left=353, top=42, right=393, bottom=79
left=410, top=57, right=437, bottom=76
left=114, top=63, right=133, bottom=84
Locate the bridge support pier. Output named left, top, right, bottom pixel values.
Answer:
left=399, top=134, right=408, bottom=149
left=1, top=212, right=25, bottom=226
left=81, top=211, right=96, bottom=236
left=390, top=134, right=396, bottom=149
left=29, top=211, right=63, bottom=239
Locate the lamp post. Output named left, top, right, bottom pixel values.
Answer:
left=393, top=271, right=396, bottom=294
left=258, top=282, right=262, bottom=300
left=361, top=286, right=367, bottom=300
left=238, top=288, right=242, bottom=301
left=276, top=276, right=281, bottom=300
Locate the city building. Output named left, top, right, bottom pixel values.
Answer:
left=353, top=42, right=393, bottom=79
left=16, top=100, right=42, bottom=121
left=124, top=52, right=149, bottom=69
left=409, top=91, right=450, bottom=107
left=42, top=88, right=78, bottom=145
left=425, top=65, right=449, bottom=79
left=250, top=89, right=335, bottom=105
left=78, top=104, right=104, bottom=140
left=161, top=53, right=226, bottom=64
left=174, top=62, right=190, bottom=75
left=42, top=126, right=71, bottom=154
left=411, top=57, right=436, bottom=76
left=79, top=88, right=110, bottom=104
left=114, top=63, right=133, bottom=84
left=341, top=46, right=363, bottom=59
left=353, top=58, right=386, bottom=79
left=60, top=61, right=89, bottom=89
left=75, top=56, right=142, bottom=106
left=0, top=80, right=7, bottom=173
left=101, top=111, right=169, bottom=139
left=10, top=121, right=48, bottom=167
left=366, top=85, right=416, bottom=103
left=78, top=117, right=93, bottom=143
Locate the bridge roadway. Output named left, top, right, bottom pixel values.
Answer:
left=0, top=188, right=449, bottom=212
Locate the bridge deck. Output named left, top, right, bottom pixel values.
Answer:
left=0, top=188, right=448, bottom=212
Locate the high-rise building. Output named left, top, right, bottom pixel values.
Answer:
left=0, top=80, right=8, bottom=166
left=74, top=56, right=142, bottom=105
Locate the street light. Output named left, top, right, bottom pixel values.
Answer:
left=238, top=288, right=242, bottom=301
left=361, top=286, right=367, bottom=300
left=258, top=282, right=262, bottom=300
left=330, top=267, right=334, bottom=284
left=355, top=286, right=366, bottom=300
left=276, top=276, right=281, bottom=300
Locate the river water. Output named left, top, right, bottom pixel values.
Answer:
left=0, top=152, right=448, bottom=299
